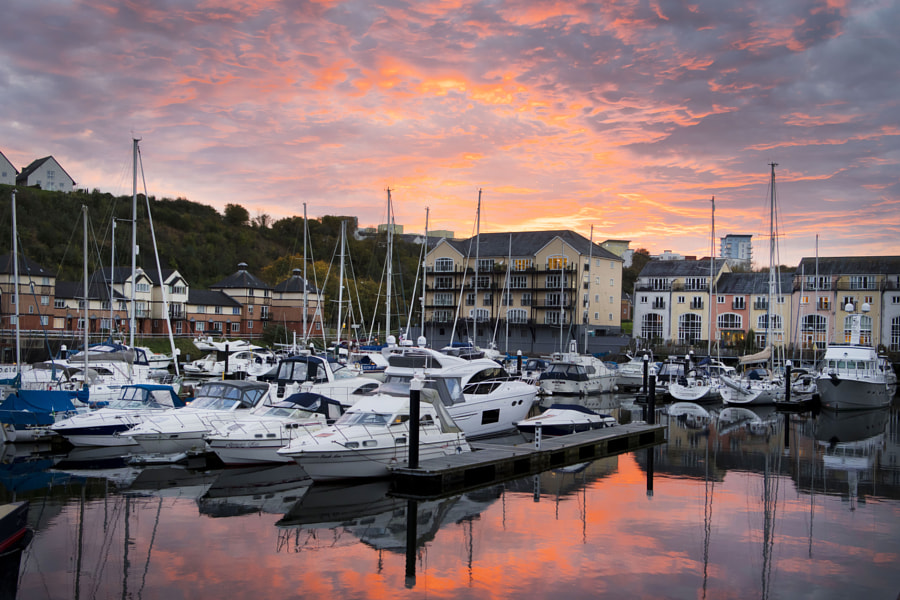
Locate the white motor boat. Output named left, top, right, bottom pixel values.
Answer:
left=515, top=403, right=617, bottom=437
left=183, top=348, right=277, bottom=380
left=267, top=353, right=381, bottom=405
left=50, top=384, right=185, bottom=447
left=277, top=388, right=470, bottom=481
left=615, top=353, right=657, bottom=392
left=538, top=342, right=617, bottom=397
left=377, top=345, right=537, bottom=438
left=816, top=344, right=897, bottom=411
left=205, top=392, right=346, bottom=465
left=125, top=380, right=270, bottom=459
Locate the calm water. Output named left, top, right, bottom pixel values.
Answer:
left=2, top=395, right=899, bottom=600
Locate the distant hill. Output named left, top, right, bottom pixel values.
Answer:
left=0, top=184, right=422, bottom=325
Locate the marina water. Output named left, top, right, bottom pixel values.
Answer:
left=2, top=394, right=898, bottom=599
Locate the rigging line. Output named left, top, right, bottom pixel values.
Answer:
left=404, top=237, right=427, bottom=338
left=449, top=199, right=481, bottom=347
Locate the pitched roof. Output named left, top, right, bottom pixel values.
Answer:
left=796, top=256, right=900, bottom=276
left=210, top=262, right=270, bottom=289
left=639, top=258, right=729, bottom=278
left=0, top=253, right=55, bottom=278
left=438, top=230, right=621, bottom=262
left=95, top=266, right=169, bottom=285
left=273, top=269, right=320, bottom=294
left=715, top=272, right=794, bottom=295
left=188, top=289, right=242, bottom=307
left=54, top=279, right=126, bottom=301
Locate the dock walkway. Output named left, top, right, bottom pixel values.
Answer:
left=391, top=422, right=666, bottom=498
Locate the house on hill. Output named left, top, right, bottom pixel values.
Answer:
left=16, top=156, right=76, bottom=192
left=0, top=151, right=17, bottom=186
left=209, top=263, right=271, bottom=337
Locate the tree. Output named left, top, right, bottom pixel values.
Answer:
left=223, top=203, right=250, bottom=227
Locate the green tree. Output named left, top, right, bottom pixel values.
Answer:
left=223, top=203, right=250, bottom=227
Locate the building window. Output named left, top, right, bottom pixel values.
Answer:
left=677, top=296, right=685, bottom=304
left=41, top=295, right=49, bottom=306
left=469, top=275, right=490, bottom=289
left=892, top=295, right=900, bottom=305
left=483, top=293, right=492, bottom=306
left=609, top=278, right=614, bottom=286
left=640, top=296, right=647, bottom=304
left=434, top=293, right=453, bottom=306
left=800, top=315, right=828, bottom=347
left=678, top=314, right=702, bottom=344
left=717, top=296, right=725, bottom=304
left=470, top=308, right=490, bottom=322
left=54, top=299, right=65, bottom=309
left=465, top=293, right=475, bottom=306
left=521, top=293, right=532, bottom=306
left=507, top=308, right=527, bottom=324
left=806, top=275, right=830, bottom=290
left=477, top=258, right=494, bottom=272
left=843, top=315, right=872, bottom=344
left=757, top=314, right=783, bottom=331
left=510, top=274, right=527, bottom=289
left=433, top=309, right=452, bottom=323
left=233, top=307, right=240, bottom=315
left=502, top=291, right=513, bottom=306
left=718, top=313, right=742, bottom=330
left=891, top=316, right=900, bottom=351
left=641, top=313, right=663, bottom=340
left=197, top=305, right=206, bottom=314
left=685, top=277, right=707, bottom=291
left=691, top=296, right=704, bottom=310
left=215, top=306, right=223, bottom=315
left=594, top=312, right=600, bottom=320
left=435, top=275, right=453, bottom=289
left=136, top=283, right=150, bottom=293
left=547, top=255, right=568, bottom=270
left=849, top=275, right=875, bottom=290
left=247, top=320, right=254, bottom=329
left=817, top=297, right=831, bottom=311
left=435, top=257, right=454, bottom=272
left=231, top=322, right=241, bottom=333
left=512, top=259, right=532, bottom=271
left=546, top=274, right=568, bottom=288
left=800, top=295, right=808, bottom=305
left=40, top=315, right=49, bottom=326
left=732, top=297, right=745, bottom=310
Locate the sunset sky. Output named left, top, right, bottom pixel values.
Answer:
left=2, top=0, right=898, bottom=267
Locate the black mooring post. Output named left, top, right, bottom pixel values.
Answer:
left=642, top=354, right=649, bottom=395
left=648, top=376, right=656, bottom=425
left=517, top=350, right=523, bottom=374
left=646, top=447, right=655, bottom=497
left=783, top=412, right=790, bottom=450
left=405, top=498, right=418, bottom=588
left=223, top=343, right=229, bottom=379
left=409, top=380, right=421, bottom=469
left=785, top=361, right=792, bottom=403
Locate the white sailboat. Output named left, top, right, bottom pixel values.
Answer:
left=722, top=164, right=787, bottom=406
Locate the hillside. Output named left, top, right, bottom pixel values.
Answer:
left=0, top=184, right=423, bottom=326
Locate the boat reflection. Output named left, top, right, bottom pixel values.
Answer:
left=814, top=407, right=889, bottom=510
left=198, top=464, right=312, bottom=518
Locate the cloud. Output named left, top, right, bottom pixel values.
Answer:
left=1, top=0, right=897, bottom=266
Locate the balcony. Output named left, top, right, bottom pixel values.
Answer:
left=690, top=301, right=704, bottom=310
left=651, top=301, right=666, bottom=310
left=732, top=301, right=746, bottom=311
left=753, top=302, right=768, bottom=311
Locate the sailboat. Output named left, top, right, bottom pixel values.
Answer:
left=721, top=164, right=787, bottom=406
left=670, top=197, right=725, bottom=403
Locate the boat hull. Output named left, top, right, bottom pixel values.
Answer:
left=282, top=439, right=468, bottom=481
left=816, top=377, right=894, bottom=411
left=129, top=430, right=208, bottom=455
left=207, top=437, right=295, bottom=465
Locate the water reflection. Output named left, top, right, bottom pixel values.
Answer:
left=1, top=393, right=898, bottom=599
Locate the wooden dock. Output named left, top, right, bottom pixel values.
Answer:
left=391, top=422, right=667, bottom=499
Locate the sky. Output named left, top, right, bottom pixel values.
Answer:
left=2, top=0, right=898, bottom=268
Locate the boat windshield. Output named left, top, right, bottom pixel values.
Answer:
left=381, top=374, right=465, bottom=406
left=189, top=396, right=248, bottom=411
left=336, top=411, right=393, bottom=426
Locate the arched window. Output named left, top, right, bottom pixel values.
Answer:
left=800, top=314, right=827, bottom=348
left=678, top=314, right=702, bottom=344
left=641, top=313, right=663, bottom=341
left=506, top=308, right=527, bottom=324
left=843, top=315, right=872, bottom=345
left=717, top=313, right=742, bottom=330
left=435, top=257, right=454, bottom=272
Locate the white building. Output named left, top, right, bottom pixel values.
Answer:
left=0, top=150, right=17, bottom=185
left=16, top=156, right=76, bottom=192
left=720, top=234, right=753, bottom=268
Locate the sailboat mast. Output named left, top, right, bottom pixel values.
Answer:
left=83, top=205, right=89, bottom=377
left=110, top=219, right=116, bottom=331
left=421, top=207, right=429, bottom=342
left=473, top=189, right=481, bottom=348
left=302, top=203, right=308, bottom=345
left=767, top=163, right=777, bottom=368
left=584, top=225, right=593, bottom=353
left=708, top=197, right=714, bottom=357
left=130, top=138, right=138, bottom=348
left=336, top=220, right=346, bottom=348
left=11, top=189, right=20, bottom=373
left=385, top=188, right=393, bottom=341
